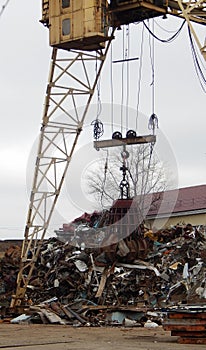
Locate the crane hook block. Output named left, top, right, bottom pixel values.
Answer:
left=121, top=150, right=130, bottom=159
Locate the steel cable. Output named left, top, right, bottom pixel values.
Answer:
left=143, top=19, right=186, bottom=43
left=0, top=0, right=10, bottom=19
left=188, top=25, right=206, bottom=93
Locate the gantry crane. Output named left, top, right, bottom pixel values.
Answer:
left=11, top=0, right=206, bottom=307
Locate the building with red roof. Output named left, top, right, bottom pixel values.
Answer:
left=145, top=184, right=206, bottom=229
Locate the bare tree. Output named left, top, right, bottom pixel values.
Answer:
left=85, top=144, right=166, bottom=210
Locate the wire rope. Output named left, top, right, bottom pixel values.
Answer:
left=126, top=24, right=130, bottom=131
left=188, top=25, right=206, bottom=93
left=120, top=26, right=125, bottom=134
left=91, top=54, right=104, bottom=139
left=96, top=53, right=102, bottom=118
left=0, top=0, right=10, bottom=18
left=100, top=150, right=109, bottom=207
left=110, top=40, right=114, bottom=133
left=143, top=19, right=186, bottom=43
left=136, top=24, right=145, bottom=131
left=149, top=20, right=155, bottom=115
left=144, top=20, right=159, bottom=197
left=154, top=19, right=182, bottom=34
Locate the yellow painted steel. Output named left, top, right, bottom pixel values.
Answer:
left=42, top=0, right=109, bottom=51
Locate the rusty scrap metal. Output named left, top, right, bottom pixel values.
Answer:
left=163, top=306, right=206, bottom=344
left=0, top=223, right=206, bottom=328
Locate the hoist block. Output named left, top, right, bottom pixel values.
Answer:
left=94, top=134, right=156, bottom=149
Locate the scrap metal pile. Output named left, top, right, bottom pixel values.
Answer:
left=0, top=221, right=206, bottom=326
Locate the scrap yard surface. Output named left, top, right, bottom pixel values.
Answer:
left=0, top=324, right=205, bottom=350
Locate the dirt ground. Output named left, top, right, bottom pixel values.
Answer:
left=0, top=324, right=205, bottom=350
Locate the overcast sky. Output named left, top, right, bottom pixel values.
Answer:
left=0, top=1, right=205, bottom=239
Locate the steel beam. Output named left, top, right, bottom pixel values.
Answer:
left=11, top=33, right=114, bottom=307
left=94, top=135, right=156, bottom=149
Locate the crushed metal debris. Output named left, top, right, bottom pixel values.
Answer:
left=0, top=221, right=206, bottom=333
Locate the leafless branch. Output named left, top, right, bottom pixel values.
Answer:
left=84, top=144, right=167, bottom=211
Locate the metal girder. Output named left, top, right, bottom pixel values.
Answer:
left=165, top=0, right=206, bottom=60
left=109, top=1, right=206, bottom=26
left=11, top=35, right=114, bottom=307
left=176, top=0, right=206, bottom=60
left=110, top=0, right=206, bottom=60
left=168, top=0, right=206, bottom=25
left=94, top=135, right=156, bottom=149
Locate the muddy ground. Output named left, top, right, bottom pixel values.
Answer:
left=0, top=324, right=205, bottom=350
